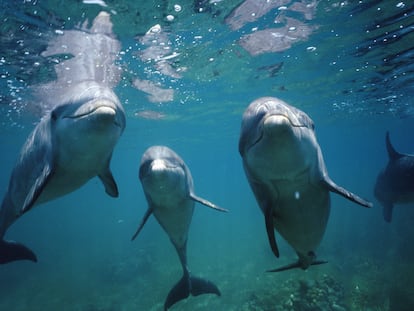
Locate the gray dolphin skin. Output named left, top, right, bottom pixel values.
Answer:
left=0, top=11, right=126, bottom=264
left=132, top=146, right=227, bottom=311
left=238, top=97, right=372, bottom=272
left=374, top=131, right=414, bottom=223
left=0, top=82, right=126, bottom=264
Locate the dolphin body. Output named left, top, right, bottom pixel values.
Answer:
left=0, top=12, right=126, bottom=264
left=0, top=81, right=125, bottom=264
left=374, top=132, right=414, bottom=222
left=132, top=146, right=227, bottom=310
left=238, top=97, right=372, bottom=272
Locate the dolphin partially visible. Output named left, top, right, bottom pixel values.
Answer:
left=132, top=146, right=227, bottom=310
left=0, top=12, right=126, bottom=264
left=374, top=131, right=414, bottom=222
left=0, top=82, right=125, bottom=264
left=238, top=97, right=372, bottom=272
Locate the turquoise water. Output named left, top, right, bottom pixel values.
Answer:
left=1, top=1, right=414, bottom=310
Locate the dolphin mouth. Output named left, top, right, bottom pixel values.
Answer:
left=64, top=105, right=116, bottom=118
left=150, top=159, right=179, bottom=172
left=63, top=103, right=123, bottom=127
left=247, top=114, right=307, bottom=151
left=264, top=114, right=306, bottom=128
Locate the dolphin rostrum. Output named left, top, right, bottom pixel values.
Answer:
left=0, top=12, right=126, bottom=264
left=238, top=97, right=372, bottom=272
left=132, top=145, right=227, bottom=310
left=374, top=131, right=414, bottom=222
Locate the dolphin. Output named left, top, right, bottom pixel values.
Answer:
left=238, top=97, right=372, bottom=272
left=374, top=131, right=414, bottom=222
left=132, top=145, right=227, bottom=310
left=0, top=11, right=126, bottom=264
left=0, top=81, right=125, bottom=264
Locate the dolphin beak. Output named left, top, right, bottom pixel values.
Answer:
left=263, top=115, right=293, bottom=135
left=94, top=106, right=116, bottom=115
left=151, top=159, right=167, bottom=172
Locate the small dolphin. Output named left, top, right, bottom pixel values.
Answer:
left=132, top=146, right=227, bottom=310
left=238, top=97, right=372, bottom=272
left=374, top=131, right=414, bottom=222
left=0, top=81, right=125, bottom=264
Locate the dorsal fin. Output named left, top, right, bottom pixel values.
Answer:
left=386, top=131, right=403, bottom=161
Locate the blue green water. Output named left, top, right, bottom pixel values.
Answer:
left=1, top=1, right=414, bottom=310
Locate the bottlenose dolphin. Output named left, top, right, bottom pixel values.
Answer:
left=0, top=11, right=126, bottom=264
left=132, top=146, right=227, bottom=310
left=374, top=131, right=414, bottom=222
left=0, top=81, right=125, bottom=264
left=238, top=97, right=372, bottom=272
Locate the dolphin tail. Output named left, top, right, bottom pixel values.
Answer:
left=0, top=239, right=37, bottom=264
left=164, top=273, right=221, bottom=311
left=267, top=259, right=327, bottom=273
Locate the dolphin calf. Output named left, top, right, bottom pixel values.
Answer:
left=238, top=97, right=372, bottom=272
left=0, top=81, right=125, bottom=264
left=132, top=146, right=227, bottom=310
left=374, top=131, right=414, bottom=222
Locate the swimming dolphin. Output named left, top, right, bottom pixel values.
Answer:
left=132, top=146, right=227, bottom=310
left=0, top=81, right=125, bottom=264
left=238, top=97, right=372, bottom=272
left=374, top=131, right=414, bottom=222
left=0, top=11, right=125, bottom=264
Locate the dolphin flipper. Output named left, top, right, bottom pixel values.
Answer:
left=98, top=164, right=119, bottom=197
left=267, top=259, right=327, bottom=273
left=164, top=273, right=221, bottom=311
left=323, top=178, right=373, bottom=208
left=189, top=194, right=228, bottom=212
left=131, top=208, right=153, bottom=241
left=22, top=163, right=54, bottom=214
left=382, top=202, right=394, bottom=223
left=265, top=204, right=279, bottom=258
left=0, top=240, right=37, bottom=264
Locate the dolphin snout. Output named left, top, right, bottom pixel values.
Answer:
left=151, top=159, right=167, bottom=172
left=263, top=115, right=294, bottom=134
left=65, top=99, right=117, bottom=119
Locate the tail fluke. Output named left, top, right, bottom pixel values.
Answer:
left=190, top=275, right=221, bottom=297
left=0, top=240, right=37, bottom=264
left=164, top=274, right=221, bottom=310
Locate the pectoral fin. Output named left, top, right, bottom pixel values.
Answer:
left=22, top=163, right=54, bottom=214
left=131, top=208, right=153, bottom=241
left=382, top=202, right=394, bottom=223
left=190, top=193, right=228, bottom=212
left=267, top=259, right=327, bottom=272
left=98, top=167, right=119, bottom=198
left=323, top=177, right=373, bottom=208
left=265, top=204, right=279, bottom=258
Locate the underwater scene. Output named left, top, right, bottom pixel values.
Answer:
left=1, top=0, right=414, bottom=310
